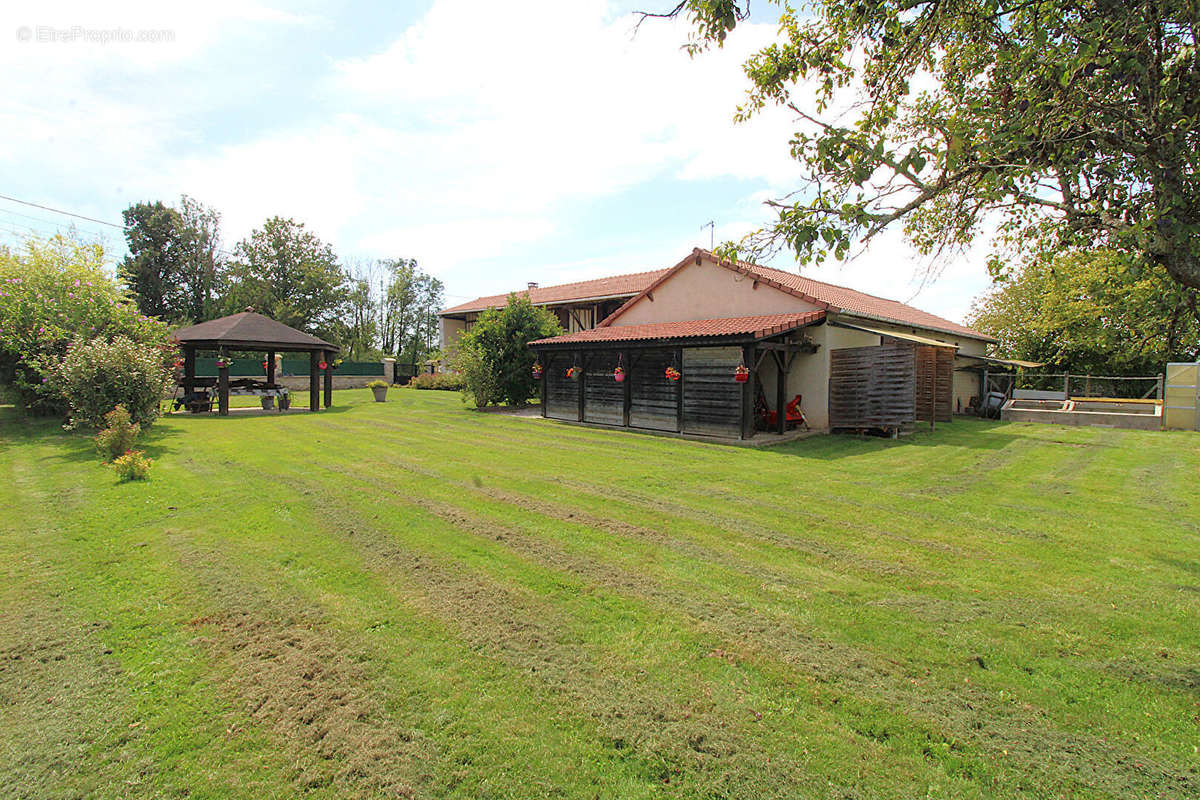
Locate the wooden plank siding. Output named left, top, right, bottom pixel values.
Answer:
left=544, top=351, right=580, bottom=421
left=630, top=349, right=679, bottom=431
left=828, top=340, right=916, bottom=429
left=681, top=347, right=743, bottom=437
left=583, top=351, right=623, bottom=425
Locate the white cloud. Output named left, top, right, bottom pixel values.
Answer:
left=0, top=0, right=991, bottom=325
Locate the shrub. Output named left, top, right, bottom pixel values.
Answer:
left=0, top=235, right=173, bottom=417
left=52, top=336, right=175, bottom=429
left=408, top=372, right=464, bottom=391
left=95, top=405, right=140, bottom=461
left=110, top=449, right=152, bottom=481
left=452, top=295, right=561, bottom=407
left=450, top=338, right=499, bottom=407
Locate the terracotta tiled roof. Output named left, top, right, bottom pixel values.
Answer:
left=529, top=311, right=826, bottom=346
left=602, top=249, right=995, bottom=342
left=441, top=268, right=669, bottom=315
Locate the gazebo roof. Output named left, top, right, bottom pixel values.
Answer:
left=172, top=310, right=338, bottom=352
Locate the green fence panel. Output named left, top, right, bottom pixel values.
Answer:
left=195, top=358, right=384, bottom=377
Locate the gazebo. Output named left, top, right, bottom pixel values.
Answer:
left=172, top=309, right=340, bottom=415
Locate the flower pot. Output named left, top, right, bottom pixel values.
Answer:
left=614, top=370, right=625, bottom=382
left=278, top=393, right=290, bottom=410
left=260, top=396, right=275, bottom=410
left=734, top=372, right=749, bottom=383
left=372, top=386, right=388, bottom=402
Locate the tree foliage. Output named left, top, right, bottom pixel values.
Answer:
left=120, top=196, right=222, bottom=323
left=969, top=248, right=1200, bottom=374
left=451, top=295, right=561, bottom=407
left=660, top=0, right=1200, bottom=289
left=0, top=236, right=172, bottom=416
left=221, top=217, right=349, bottom=342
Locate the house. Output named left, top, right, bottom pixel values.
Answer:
left=438, top=268, right=669, bottom=357
left=527, top=248, right=1003, bottom=439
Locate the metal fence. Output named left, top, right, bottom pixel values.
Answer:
left=1007, top=372, right=1164, bottom=400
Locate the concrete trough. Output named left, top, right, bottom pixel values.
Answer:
left=1001, top=397, right=1162, bottom=430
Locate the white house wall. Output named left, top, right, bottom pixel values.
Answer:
left=611, top=258, right=823, bottom=326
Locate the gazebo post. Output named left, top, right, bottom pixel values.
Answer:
left=218, top=347, right=230, bottom=416
left=266, top=349, right=276, bottom=385
left=183, top=346, right=196, bottom=398
left=309, top=351, right=320, bottom=412
left=322, top=349, right=332, bottom=408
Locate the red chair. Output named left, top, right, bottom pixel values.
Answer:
left=764, top=394, right=809, bottom=431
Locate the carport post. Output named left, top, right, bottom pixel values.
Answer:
left=776, top=351, right=786, bottom=435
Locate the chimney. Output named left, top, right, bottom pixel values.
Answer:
left=527, top=281, right=539, bottom=290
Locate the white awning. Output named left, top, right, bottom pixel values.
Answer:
left=956, top=353, right=1045, bottom=369
left=829, top=319, right=958, bottom=349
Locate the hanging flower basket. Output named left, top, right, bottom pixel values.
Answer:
left=532, top=362, right=543, bottom=379
left=318, top=360, right=328, bottom=370
left=262, top=359, right=269, bottom=370
left=614, top=366, right=625, bottom=382
left=734, top=365, right=750, bottom=383
left=665, top=366, right=681, bottom=382
left=215, top=358, right=232, bottom=369
left=566, top=366, right=582, bottom=380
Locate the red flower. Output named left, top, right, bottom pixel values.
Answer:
left=318, top=361, right=328, bottom=370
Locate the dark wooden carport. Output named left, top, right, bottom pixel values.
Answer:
left=172, top=309, right=339, bottom=416
left=529, top=312, right=825, bottom=439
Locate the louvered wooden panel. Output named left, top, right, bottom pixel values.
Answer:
left=829, top=340, right=916, bottom=428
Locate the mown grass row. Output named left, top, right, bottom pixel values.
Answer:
left=1, top=389, right=1197, bottom=799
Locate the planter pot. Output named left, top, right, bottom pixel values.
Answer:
left=371, top=386, right=389, bottom=402
left=614, top=372, right=625, bottom=382
left=734, top=373, right=749, bottom=383
left=260, top=396, right=275, bottom=410
left=278, top=393, right=290, bottom=410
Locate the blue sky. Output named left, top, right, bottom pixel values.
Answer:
left=1, top=0, right=994, bottom=321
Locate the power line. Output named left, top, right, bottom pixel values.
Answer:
left=0, top=192, right=124, bottom=229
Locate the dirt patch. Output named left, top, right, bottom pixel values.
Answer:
left=0, top=606, right=139, bottom=799
left=175, top=547, right=429, bottom=798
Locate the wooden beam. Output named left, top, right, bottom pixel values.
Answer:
left=622, top=349, right=631, bottom=427
left=266, top=349, right=276, bottom=386
left=183, top=346, right=195, bottom=397
left=775, top=349, right=786, bottom=436
left=309, top=351, right=319, bottom=412
left=322, top=349, right=333, bottom=408
left=539, top=353, right=548, bottom=416
left=577, top=351, right=585, bottom=422
left=676, top=347, right=684, bottom=433
left=218, top=347, right=229, bottom=416
left=742, top=343, right=756, bottom=439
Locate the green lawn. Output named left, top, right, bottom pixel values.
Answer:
left=1, top=389, right=1198, bottom=799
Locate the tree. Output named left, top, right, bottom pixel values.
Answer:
left=120, top=196, right=222, bottom=323
left=968, top=248, right=1200, bottom=375
left=221, top=217, right=349, bottom=342
left=177, top=195, right=222, bottom=323
left=377, top=258, right=444, bottom=364
left=451, top=294, right=561, bottom=407
left=652, top=1, right=1200, bottom=289
left=120, top=202, right=187, bottom=319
